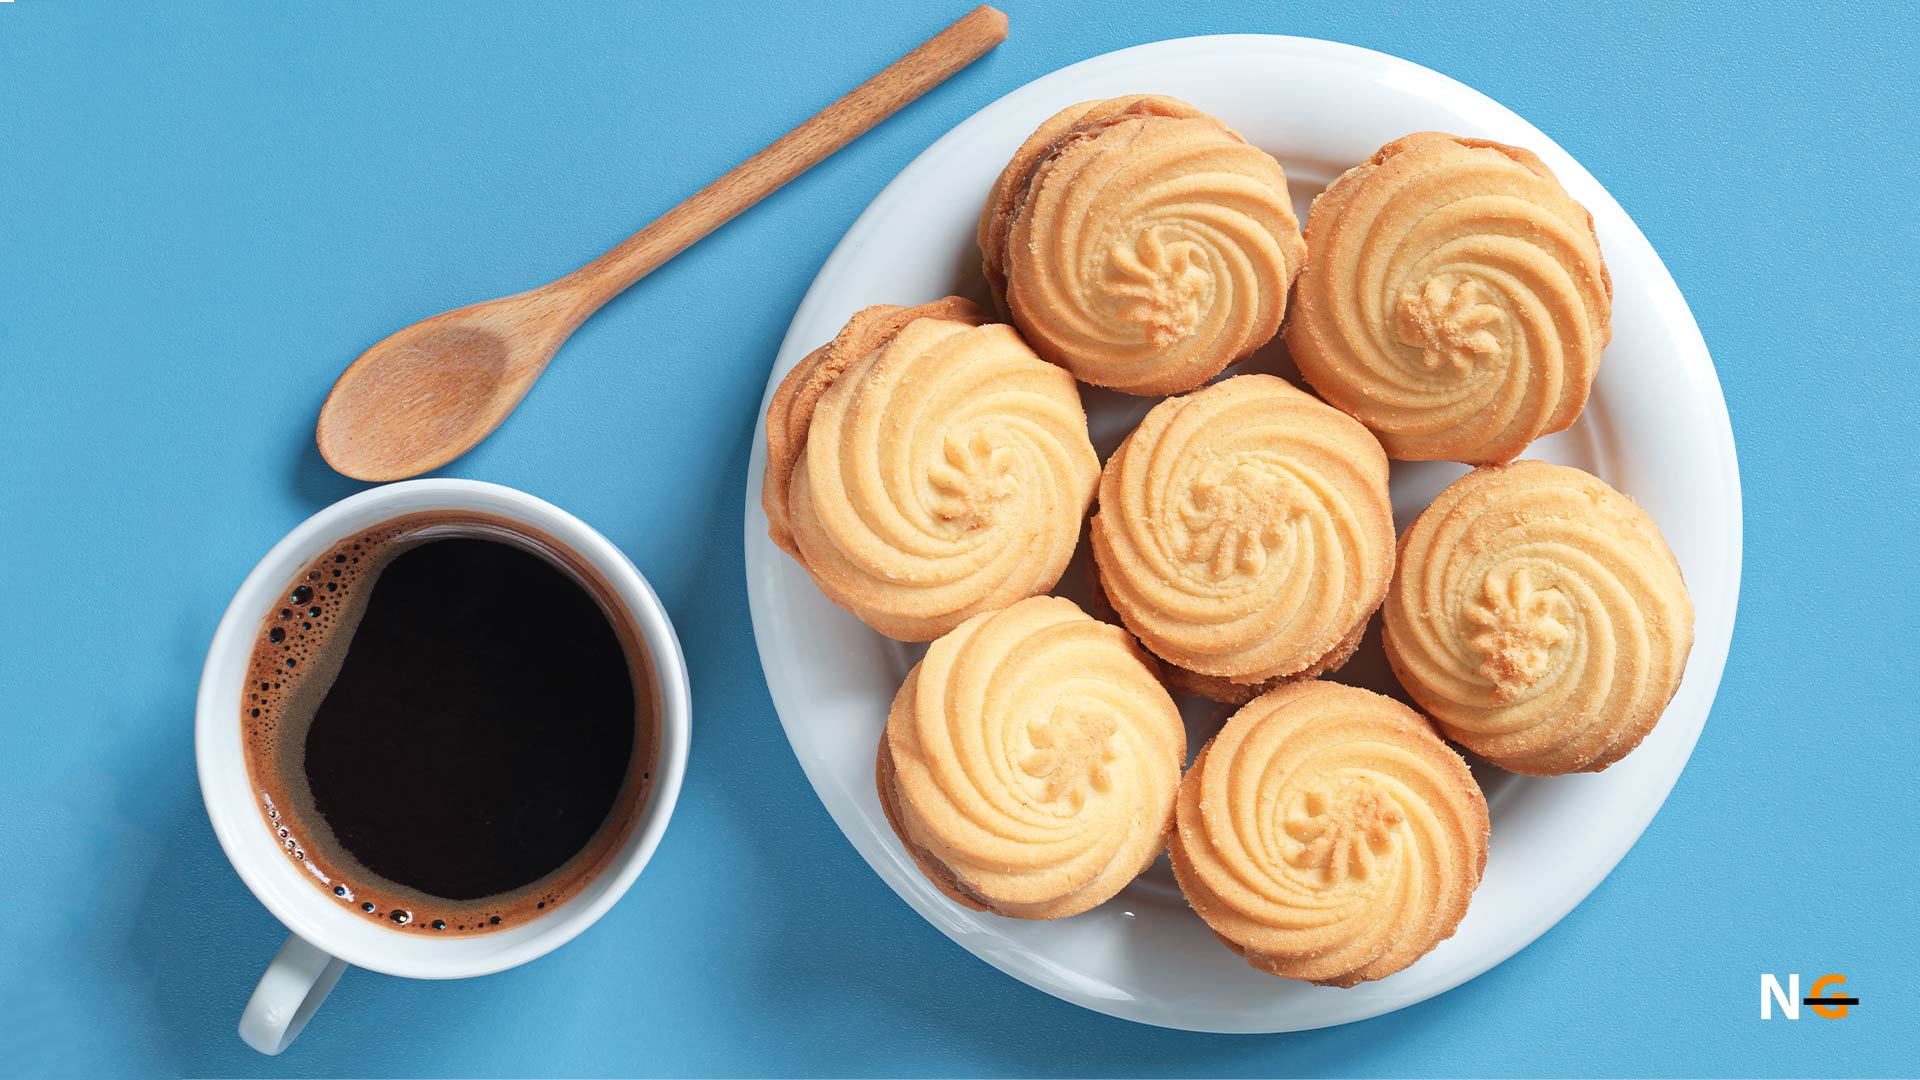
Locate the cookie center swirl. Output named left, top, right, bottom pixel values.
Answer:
left=1464, top=566, right=1571, bottom=701
left=1393, top=275, right=1508, bottom=376
left=1179, top=461, right=1301, bottom=579
left=927, top=430, right=1021, bottom=532
left=1021, top=703, right=1118, bottom=810
left=1282, top=778, right=1404, bottom=884
left=1106, top=227, right=1212, bottom=347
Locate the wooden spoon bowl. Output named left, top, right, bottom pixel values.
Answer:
left=318, top=289, right=588, bottom=481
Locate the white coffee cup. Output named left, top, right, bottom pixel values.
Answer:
left=195, top=479, right=690, bottom=1055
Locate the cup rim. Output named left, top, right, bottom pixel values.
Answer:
left=195, top=478, right=690, bottom=979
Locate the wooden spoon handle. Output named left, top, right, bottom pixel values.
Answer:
left=558, top=5, right=1008, bottom=306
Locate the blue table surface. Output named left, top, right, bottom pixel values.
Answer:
left=3, top=2, right=1916, bottom=1076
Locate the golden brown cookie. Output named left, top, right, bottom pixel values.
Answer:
left=1285, top=133, right=1613, bottom=464
left=1382, top=461, right=1693, bottom=775
left=762, top=299, right=1100, bottom=641
left=1084, top=544, right=1366, bottom=706
left=1089, top=374, right=1395, bottom=693
left=1169, top=682, right=1489, bottom=986
left=978, top=96, right=1308, bottom=395
left=879, top=596, right=1187, bottom=919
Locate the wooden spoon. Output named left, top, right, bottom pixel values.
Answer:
left=317, top=6, right=1008, bottom=481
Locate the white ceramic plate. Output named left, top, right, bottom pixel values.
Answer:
left=742, top=36, right=1740, bottom=1033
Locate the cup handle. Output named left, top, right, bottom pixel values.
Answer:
left=238, top=933, right=349, bottom=1055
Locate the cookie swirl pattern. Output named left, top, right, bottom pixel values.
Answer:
left=1090, top=374, right=1395, bottom=688
left=1382, top=461, right=1694, bottom=775
left=979, top=95, right=1308, bottom=395
left=1169, top=682, right=1489, bottom=986
left=763, top=300, right=1100, bottom=641
left=1286, top=133, right=1613, bottom=464
left=879, top=596, right=1187, bottom=919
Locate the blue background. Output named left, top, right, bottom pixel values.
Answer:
left=2, top=1, right=1915, bottom=1076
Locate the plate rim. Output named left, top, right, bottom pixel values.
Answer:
left=741, top=33, right=1743, bottom=1033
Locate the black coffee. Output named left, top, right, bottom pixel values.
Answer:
left=241, top=513, right=656, bottom=934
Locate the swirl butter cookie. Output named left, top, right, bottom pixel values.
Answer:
left=1286, top=133, right=1613, bottom=464
left=1383, top=461, right=1693, bottom=775
left=1170, top=682, right=1489, bottom=986
left=878, top=596, right=1187, bottom=919
left=763, top=299, right=1100, bottom=641
left=979, top=96, right=1308, bottom=395
left=1089, top=374, right=1395, bottom=696
left=1083, top=550, right=1363, bottom=706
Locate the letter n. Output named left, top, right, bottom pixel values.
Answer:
left=1761, top=973, right=1799, bottom=1019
